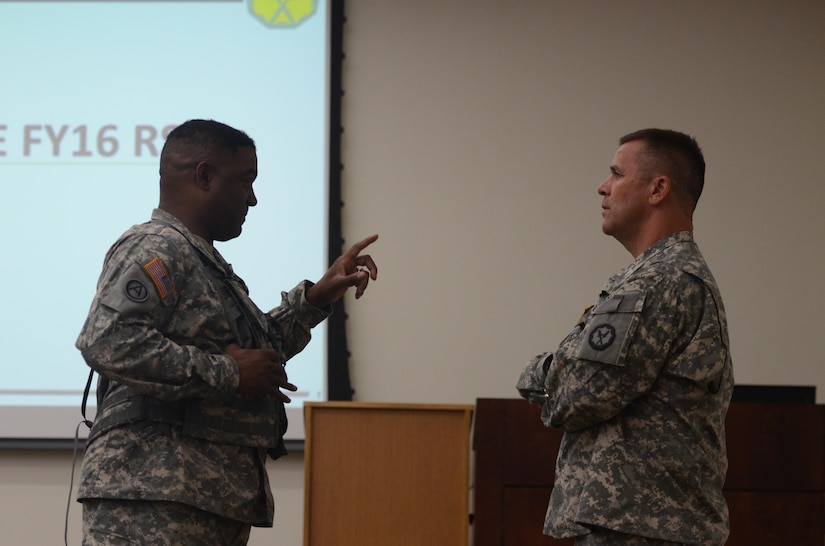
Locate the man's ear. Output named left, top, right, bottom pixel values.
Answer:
left=649, top=175, right=672, bottom=206
left=194, top=161, right=212, bottom=190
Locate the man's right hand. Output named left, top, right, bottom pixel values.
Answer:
left=224, top=343, right=297, bottom=402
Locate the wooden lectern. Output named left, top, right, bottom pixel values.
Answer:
left=473, top=398, right=825, bottom=546
left=303, top=402, right=474, bottom=546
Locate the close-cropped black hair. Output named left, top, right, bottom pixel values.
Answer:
left=163, top=119, right=255, bottom=157
left=159, top=119, right=255, bottom=177
left=620, top=128, right=705, bottom=210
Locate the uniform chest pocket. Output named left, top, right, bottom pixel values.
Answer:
left=575, top=291, right=645, bottom=367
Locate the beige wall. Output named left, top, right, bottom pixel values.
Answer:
left=3, top=1, right=824, bottom=543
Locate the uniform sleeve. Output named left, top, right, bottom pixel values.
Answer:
left=540, top=275, right=705, bottom=432
left=268, top=280, right=331, bottom=362
left=516, top=352, right=554, bottom=404
left=76, top=233, right=239, bottom=401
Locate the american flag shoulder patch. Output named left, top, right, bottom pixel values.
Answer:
left=143, top=257, right=173, bottom=299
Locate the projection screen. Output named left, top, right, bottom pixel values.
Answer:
left=0, top=0, right=334, bottom=445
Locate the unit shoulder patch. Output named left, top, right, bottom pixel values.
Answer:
left=575, top=291, right=646, bottom=367
left=589, top=323, right=616, bottom=351
left=125, top=279, right=150, bottom=303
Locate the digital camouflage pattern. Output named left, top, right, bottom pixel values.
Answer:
left=574, top=527, right=688, bottom=545
left=82, top=498, right=251, bottom=546
left=517, top=231, right=733, bottom=545
left=77, top=208, right=329, bottom=526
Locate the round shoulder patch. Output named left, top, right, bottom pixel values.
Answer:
left=125, top=279, right=150, bottom=303
left=589, top=323, right=616, bottom=351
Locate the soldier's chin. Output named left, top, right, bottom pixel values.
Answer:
left=216, top=226, right=243, bottom=242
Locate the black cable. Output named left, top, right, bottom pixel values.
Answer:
left=64, top=420, right=87, bottom=546
left=66, top=370, right=95, bottom=545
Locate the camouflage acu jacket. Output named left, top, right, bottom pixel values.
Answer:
left=517, top=231, right=733, bottom=545
left=76, top=209, right=329, bottom=526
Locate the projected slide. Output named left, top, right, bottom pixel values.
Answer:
left=0, top=0, right=330, bottom=440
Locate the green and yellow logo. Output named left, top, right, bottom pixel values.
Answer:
left=249, top=0, right=317, bottom=28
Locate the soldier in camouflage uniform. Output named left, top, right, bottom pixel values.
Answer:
left=517, top=129, right=732, bottom=545
left=76, top=119, right=378, bottom=545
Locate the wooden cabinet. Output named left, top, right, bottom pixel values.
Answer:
left=473, top=398, right=570, bottom=546
left=304, top=402, right=474, bottom=546
left=724, top=402, right=825, bottom=545
left=473, top=398, right=825, bottom=546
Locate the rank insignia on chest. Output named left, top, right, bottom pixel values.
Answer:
left=143, top=257, right=174, bottom=299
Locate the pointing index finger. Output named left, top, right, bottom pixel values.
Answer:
left=345, top=234, right=379, bottom=257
